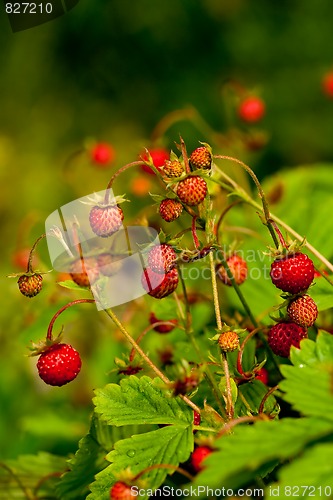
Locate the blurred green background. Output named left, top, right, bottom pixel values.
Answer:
left=1, top=0, right=333, bottom=466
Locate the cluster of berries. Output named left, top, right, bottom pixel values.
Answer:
left=268, top=251, right=318, bottom=357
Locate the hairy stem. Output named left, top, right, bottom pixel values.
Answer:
left=104, top=307, right=201, bottom=414
left=27, top=233, right=47, bottom=273
left=46, top=299, right=96, bottom=341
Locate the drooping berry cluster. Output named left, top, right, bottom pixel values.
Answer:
left=268, top=250, right=318, bottom=357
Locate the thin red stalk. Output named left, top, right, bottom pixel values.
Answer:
left=46, top=299, right=95, bottom=341
left=104, top=161, right=145, bottom=204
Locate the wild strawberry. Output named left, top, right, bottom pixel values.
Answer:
left=159, top=198, right=183, bottom=222
left=268, top=321, right=307, bottom=358
left=70, top=257, right=99, bottom=287
left=322, top=72, right=333, bottom=98
left=218, top=331, right=240, bottom=352
left=189, top=146, right=212, bottom=171
left=110, top=481, right=136, bottom=500
left=37, top=343, right=82, bottom=386
left=216, top=255, right=248, bottom=286
left=238, top=96, right=265, bottom=123
left=147, top=243, right=177, bottom=274
left=270, top=252, right=315, bottom=295
left=162, top=159, right=184, bottom=178
left=141, top=267, right=178, bottom=299
left=149, top=312, right=177, bottom=333
left=287, top=294, right=318, bottom=328
left=90, top=142, right=115, bottom=166
left=17, top=273, right=43, bottom=298
left=255, top=367, right=269, bottom=385
left=141, top=148, right=169, bottom=175
left=193, top=410, right=201, bottom=426
left=177, top=176, right=207, bottom=206
left=89, top=204, right=124, bottom=237
left=191, top=446, right=213, bottom=472
left=130, top=176, right=152, bottom=196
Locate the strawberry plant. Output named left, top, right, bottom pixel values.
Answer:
left=4, top=133, right=333, bottom=500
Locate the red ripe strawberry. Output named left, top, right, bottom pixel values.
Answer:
left=159, top=198, right=183, bottom=222
left=216, top=255, right=248, bottom=286
left=189, top=146, right=212, bottom=171
left=70, top=257, right=99, bottom=287
left=270, top=252, right=315, bottom=295
left=191, top=446, right=213, bottom=472
left=17, top=273, right=43, bottom=298
left=89, top=205, right=124, bottom=237
left=141, top=267, right=178, bottom=299
left=162, top=159, right=184, bottom=178
left=147, top=243, right=177, bottom=274
left=322, top=72, right=333, bottom=98
left=149, top=312, right=177, bottom=333
left=37, top=343, right=82, bottom=386
left=255, top=367, right=269, bottom=385
left=238, top=96, right=266, bottom=123
left=141, top=148, right=169, bottom=175
left=193, top=410, right=201, bottom=426
left=91, top=143, right=115, bottom=166
left=110, top=481, right=136, bottom=500
left=177, top=176, right=207, bottom=206
left=287, top=294, right=318, bottom=328
left=268, top=321, right=307, bottom=358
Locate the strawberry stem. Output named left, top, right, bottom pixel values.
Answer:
left=237, top=328, right=260, bottom=378
left=46, top=299, right=96, bottom=341
left=129, top=320, right=183, bottom=362
left=27, top=233, right=47, bottom=273
left=104, top=307, right=201, bottom=415
left=269, top=220, right=288, bottom=248
left=179, top=136, right=191, bottom=174
left=214, top=155, right=279, bottom=248
left=191, top=216, right=201, bottom=250
left=104, top=160, right=146, bottom=204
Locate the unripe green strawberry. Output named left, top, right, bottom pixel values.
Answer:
left=162, top=159, right=184, bottom=178
left=37, top=343, right=82, bottom=386
left=218, top=331, right=240, bottom=352
left=191, top=446, right=213, bottom=472
left=17, top=273, right=43, bottom=298
left=159, top=198, right=183, bottom=222
left=268, top=321, right=307, bottom=358
left=70, top=257, right=99, bottom=287
left=177, top=176, right=207, bottom=206
left=141, top=267, right=178, bottom=299
left=189, top=146, right=212, bottom=171
left=287, top=294, right=318, bottom=328
left=89, top=204, right=124, bottom=237
left=270, top=252, right=315, bottom=295
left=147, top=243, right=177, bottom=274
left=110, top=481, right=136, bottom=499
left=216, top=255, right=248, bottom=286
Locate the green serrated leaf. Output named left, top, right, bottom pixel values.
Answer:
left=218, top=376, right=238, bottom=406
left=0, top=452, right=68, bottom=499
left=280, top=331, right=333, bottom=421
left=88, top=425, right=193, bottom=500
left=235, top=379, right=279, bottom=417
left=57, top=280, right=92, bottom=292
left=93, top=376, right=193, bottom=426
left=269, top=442, right=333, bottom=497
left=190, top=417, right=333, bottom=493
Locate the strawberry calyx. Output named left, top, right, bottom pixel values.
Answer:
left=29, top=331, right=64, bottom=357
left=80, top=192, right=129, bottom=208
